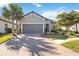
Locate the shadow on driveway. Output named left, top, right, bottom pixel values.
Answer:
left=5, top=35, right=60, bottom=56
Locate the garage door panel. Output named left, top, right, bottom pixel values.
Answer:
left=23, top=24, right=43, bottom=33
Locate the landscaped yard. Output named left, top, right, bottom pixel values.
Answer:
left=0, top=34, right=14, bottom=44
left=62, top=40, right=79, bottom=53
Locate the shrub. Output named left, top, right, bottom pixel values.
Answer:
left=51, top=30, right=58, bottom=33
left=57, top=28, right=63, bottom=31
left=0, top=32, right=3, bottom=35
left=68, top=31, right=75, bottom=35
left=74, top=31, right=79, bottom=34
left=51, top=30, right=57, bottom=32
left=51, top=28, right=64, bottom=34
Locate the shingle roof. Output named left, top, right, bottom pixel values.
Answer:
left=24, top=11, right=54, bottom=23
left=0, top=17, right=15, bottom=24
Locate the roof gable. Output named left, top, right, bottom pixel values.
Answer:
left=24, top=11, right=54, bottom=23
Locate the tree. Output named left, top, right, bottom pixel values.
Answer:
left=57, top=11, right=77, bottom=31
left=12, top=4, right=24, bottom=34
left=2, top=7, right=11, bottom=33
left=2, top=3, right=24, bottom=34
left=2, top=4, right=16, bottom=34
left=73, top=11, right=79, bottom=33
left=57, top=12, right=71, bottom=30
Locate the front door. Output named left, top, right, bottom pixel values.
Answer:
left=45, top=24, right=49, bottom=32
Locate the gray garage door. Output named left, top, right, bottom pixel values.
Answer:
left=23, top=24, right=43, bottom=33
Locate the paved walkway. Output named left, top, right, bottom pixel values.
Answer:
left=0, top=34, right=79, bottom=56
left=53, top=37, right=79, bottom=44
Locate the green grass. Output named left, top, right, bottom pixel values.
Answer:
left=48, top=34, right=68, bottom=40
left=0, top=34, right=14, bottom=44
left=47, top=33, right=79, bottom=40
left=62, top=40, right=79, bottom=52
left=66, top=34, right=79, bottom=38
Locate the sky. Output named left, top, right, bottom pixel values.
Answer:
left=0, top=3, right=79, bottom=20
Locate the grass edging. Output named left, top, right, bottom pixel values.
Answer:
left=61, top=40, right=79, bottom=53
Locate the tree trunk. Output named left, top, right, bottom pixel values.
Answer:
left=12, top=19, right=15, bottom=34
left=16, top=20, right=18, bottom=34
left=75, top=23, right=78, bottom=33
left=18, top=21, right=21, bottom=34
left=16, top=20, right=20, bottom=34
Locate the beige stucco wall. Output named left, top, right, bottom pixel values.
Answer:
left=0, top=20, right=6, bottom=33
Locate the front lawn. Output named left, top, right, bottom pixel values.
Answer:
left=66, top=33, right=79, bottom=38
left=0, top=34, right=14, bottom=44
left=62, top=40, right=79, bottom=52
left=44, top=34, right=68, bottom=40
left=45, top=33, right=79, bottom=40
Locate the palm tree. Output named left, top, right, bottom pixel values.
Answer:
left=57, top=12, right=70, bottom=30
left=2, top=7, right=11, bottom=33
left=12, top=4, right=24, bottom=34
left=15, top=13, right=24, bottom=34
left=74, top=12, right=79, bottom=33
left=2, top=4, right=16, bottom=34
left=2, top=3, right=24, bottom=34
left=67, top=10, right=79, bottom=33
left=57, top=11, right=77, bottom=31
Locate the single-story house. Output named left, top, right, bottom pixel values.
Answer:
left=0, top=11, right=55, bottom=34
left=20, top=11, right=54, bottom=34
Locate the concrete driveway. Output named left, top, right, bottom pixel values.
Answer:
left=0, top=34, right=79, bottom=56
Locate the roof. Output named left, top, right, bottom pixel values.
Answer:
left=0, top=11, right=55, bottom=24
left=24, top=11, right=54, bottom=23
left=0, top=19, right=12, bottom=24
left=0, top=17, right=16, bottom=24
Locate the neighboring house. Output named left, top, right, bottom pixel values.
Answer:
left=0, top=19, right=12, bottom=33
left=70, top=24, right=79, bottom=32
left=0, top=17, right=16, bottom=33
left=20, top=11, right=54, bottom=34
left=58, top=24, right=79, bottom=32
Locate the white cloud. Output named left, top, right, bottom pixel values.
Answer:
left=32, top=3, right=42, bottom=7
left=42, top=7, right=66, bottom=21
left=0, top=3, right=9, bottom=8
left=74, top=9, right=79, bottom=12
